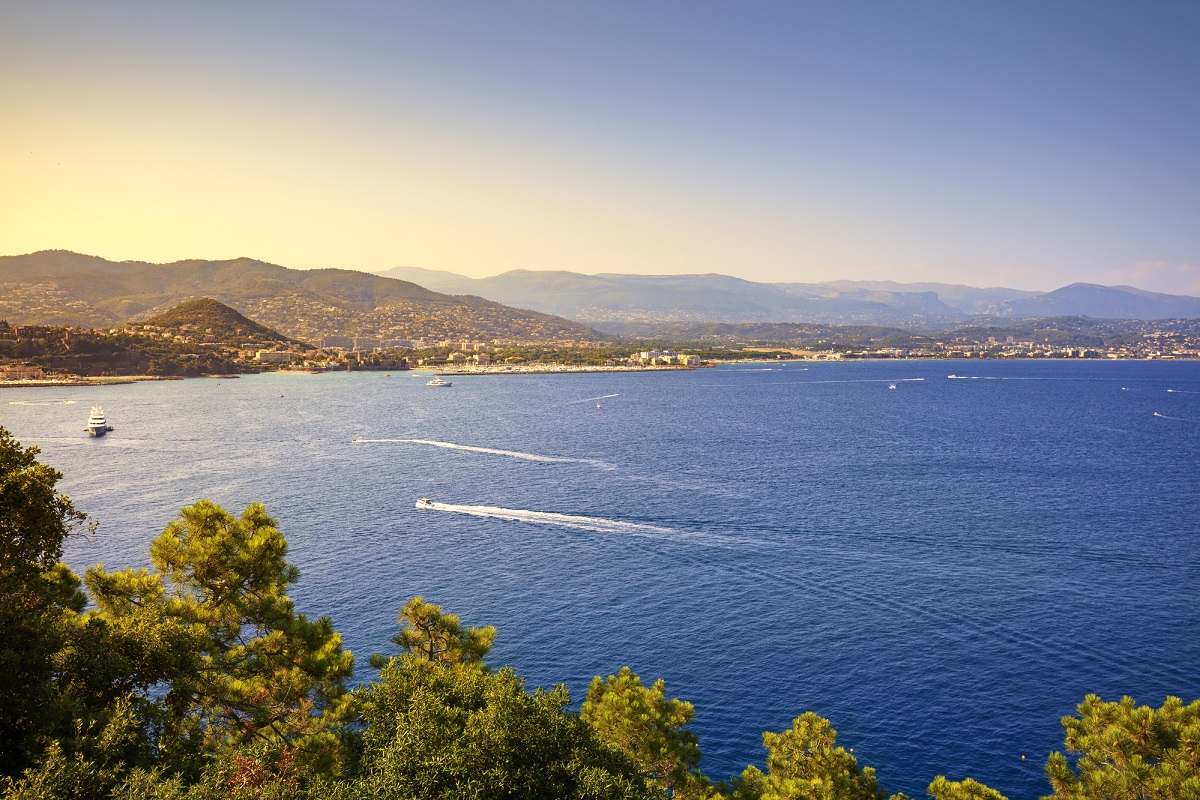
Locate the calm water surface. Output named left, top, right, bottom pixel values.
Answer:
left=4, top=360, right=1199, bottom=799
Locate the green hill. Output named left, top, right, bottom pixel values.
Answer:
left=143, top=298, right=293, bottom=344
left=0, top=251, right=605, bottom=344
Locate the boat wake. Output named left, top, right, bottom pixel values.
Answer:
left=353, top=438, right=613, bottom=468
left=566, top=393, right=619, bottom=405
left=415, top=500, right=675, bottom=535
left=805, top=377, right=925, bottom=385
left=9, top=399, right=78, bottom=405
left=946, top=375, right=1033, bottom=380
left=1167, top=389, right=1200, bottom=394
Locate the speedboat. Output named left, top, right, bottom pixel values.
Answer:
left=416, top=498, right=434, bottom=509
left=85, top=406, right=113, bottom=436
left=426, top=376, right=452, bottom=387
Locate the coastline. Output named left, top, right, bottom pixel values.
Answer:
left=0, top=376, right=185, bottom=389
left=431, top=364, right=704, bottom=376
left=4, top=356, right=1195, bottom=390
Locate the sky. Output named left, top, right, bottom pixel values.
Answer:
left=2, top=1, right=1198, bottom=293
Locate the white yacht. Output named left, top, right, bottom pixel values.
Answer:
left=85, top=406, right=113, bottom=436
left=426, top=376, right=452, bottom=387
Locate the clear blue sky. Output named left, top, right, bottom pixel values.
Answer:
left=3, top=1, right=1197, bottom=293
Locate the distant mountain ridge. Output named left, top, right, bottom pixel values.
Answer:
left=5, top=251, right=1196, bottom=343
left=376, top=266, right=1200, bottom=332
left=0, top=251, right=604, bottom=344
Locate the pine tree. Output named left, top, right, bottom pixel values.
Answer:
left=732, top=712, right=905, bottom=800
left=581, top=666, right=715, bottom=799
left=1043, top=694, right=1200, bottom=800
left=86, top=500, right=355, bottom=769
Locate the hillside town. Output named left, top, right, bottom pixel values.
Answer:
left=3, top=313, right=1199, bottom=386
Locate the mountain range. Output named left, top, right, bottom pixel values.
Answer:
left=3, top=251, right=1198, bottom=345
left=0, top=251, right=602, bottom=344
left=377, top=267, right=1200, bottom=334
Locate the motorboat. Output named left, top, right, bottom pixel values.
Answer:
left=426, top=376, right=452, bottom=387
left=416, top=498, right=434, bottom=509
left=85, top=406, right=113, bottom=436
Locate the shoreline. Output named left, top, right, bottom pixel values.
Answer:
left=0, top=376, right=185, bottom=389
left=431, top=364, right=703, bottom=376
left=3, top=356, right=1195, bottom=389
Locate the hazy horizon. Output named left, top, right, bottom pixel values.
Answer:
left=3, top=2, right=1197, bottom=295
left=8, top=247, right=1200, bottom=298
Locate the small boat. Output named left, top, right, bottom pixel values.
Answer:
left=888, top=384, right=897, bottom=390
left=85, top=406, right=113, bottom=437
left=426, top=376, right=452, bottom=387
left=416, top=498, right=434, bottom=509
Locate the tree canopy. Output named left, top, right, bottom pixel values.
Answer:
left=382, top=595, right=496, bottom=667
left=85, top=500, right=355, bottom=769
left=582, top=667, right=714, bottom=799
left=1044, top=694, right=1200, bottom=800
left=732, top=712, right=903, bottom=800
left=0, top=428, right=87, bottom=776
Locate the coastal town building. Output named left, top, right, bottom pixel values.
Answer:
left=1, top=364, right=44, bottom=380
left=628, top=349, right=700, bottom=366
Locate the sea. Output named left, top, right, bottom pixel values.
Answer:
left=3, top=359, right=1198, bottom=799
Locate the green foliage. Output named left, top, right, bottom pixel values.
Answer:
left=349, top=657, right=654, bottom=800
left=927, top=776, right=1007, bottom=800
left=1, top=696, right=144, bottom=800
left=0, top=428, right=84, bottom=572
left=381, top=595, right=497, bottom=666
left=733, top=712, right=903, bottom=800
left=0, top=427, right=87, bottom=777
left=1043, top=694, right=1200, bottom=800
left=86, top=500, right=355, bottom=769
left=581, top=666, right=714, bottom=799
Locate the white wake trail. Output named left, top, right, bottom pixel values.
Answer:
left=353, top=438, right=612, bottom=468
left=415, top=500, right=675, bottom=535
left=1153, top=412, right=1196, bottom=423
left=947, top=375, right=1016, bottom=380
left=8, top=399, right=78, bottom=405
left=804, top=377, right=926, bottom=385
left=566, top=393, right=620, bottom=405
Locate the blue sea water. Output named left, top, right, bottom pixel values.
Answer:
left=3, top=359, right=1199, bottom=799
